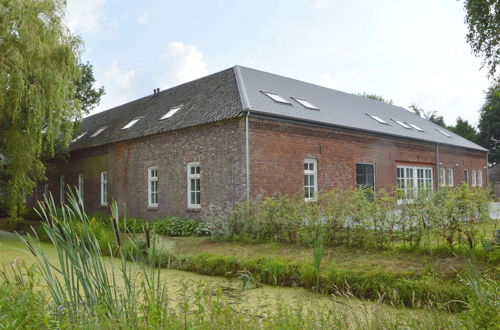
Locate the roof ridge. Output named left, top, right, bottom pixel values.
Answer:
left=233, top=66, right=250, bottom=110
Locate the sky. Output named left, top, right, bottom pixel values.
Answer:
left=65, top=0, right=492, bottom=126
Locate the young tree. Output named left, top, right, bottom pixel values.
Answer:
left=0, top=0, right=83, bottom=218
left=462, top=0, right=500, bottom=83
left=477, top=84, right=500, bottom=164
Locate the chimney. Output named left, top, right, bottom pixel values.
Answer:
left=153, top=89, right=156, bottom=95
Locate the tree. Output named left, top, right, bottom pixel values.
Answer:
left=477, top=83, right=500, bottom=164
left=449, top=117, right=478, bottom=142
left=357, top=92, right=393, bottom=105
left=75, top=62, right=105, bottom=114
left=462, top=0, right=500, bottom=83
left=0, top=0, right=83, bottom=218
left=408, top=104, right=447, bottom=128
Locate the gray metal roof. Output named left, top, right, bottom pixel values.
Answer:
left=235, top=66, right=486, bottom=151
left=70, top=65, right=486, bottom=152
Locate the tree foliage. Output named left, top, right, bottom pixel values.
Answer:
left=75, top=62, right=105, bottom=114
left=0, top=0, right=82, bottom=218
left=477, top=83, right=500, bottom=164
left=462, top=0, right=500, bottom=83
left=449, top=117, right=479, bottom=142
left=408, top=104, right=447, bottom=127
left=357, top=92, right=393, bottom=105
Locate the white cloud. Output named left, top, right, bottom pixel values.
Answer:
left=138, top=10, right=149, bottom=24
left=90, top=61, right=136, bottom=115
left=160, top=42, right=208, bottom=88
left=65, top=0, right=106, bottom=33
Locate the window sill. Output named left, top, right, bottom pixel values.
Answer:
left=100, top=204, right=108, bottom=208
left=186, top=208, right=201, bottom=212
left=147, top=206, right=159, bottom=210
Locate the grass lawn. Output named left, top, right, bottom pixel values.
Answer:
left=167, top=236, right=498, bottom=280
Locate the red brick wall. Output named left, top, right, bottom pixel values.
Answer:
left=249, top=118, right=487, bottom=199
left=42, top=118, right=247, bottom=219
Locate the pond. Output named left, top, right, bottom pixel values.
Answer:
left=0, top=230, right=454, bottom=323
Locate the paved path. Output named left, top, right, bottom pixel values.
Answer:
left=490, top=202, right=500, bottom=219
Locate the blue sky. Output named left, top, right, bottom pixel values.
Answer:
left=66, top=0, right=491, bottom=126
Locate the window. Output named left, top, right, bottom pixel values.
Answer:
left=304, top=159, right=318, bottom=201
left=60, top=176, right=65, bottom=205
left=407, top=123, right=424, bottom=132
left=366, top=113, right=389, bottom=124
left=464, top=169, right=469, bottom=184
left=448, top=168, right=454, bottom=186
left=160, top=106, right=182, bottom=120
left=292, top=97, right=319, bottom=110
left=478, top=170, right=483, bottom=186
left=471, top=170, right=477, bottom=186
left=91, top=126, right=107, bottom=137
left=78, top=174, right=84, bottom=201
left=397, top=166, right=433, bottom=201
left=148, top=167, right=158, bottom=207
left=436, top=128, right=451, bottom=137
left=121, top=117, right=142, bottom=130
left=356, top=163, right=375, bottom=189
left=261, top=91, right=291, bottom=104
left=100, top=171, right=108, bottom=206
left=72, top=132, right=87, bottom=142
left=187, top=163, right=201, bottom=208
left=44, top=183, right=49, bottom=196
left=439, top=168, right=446, bottom=185
left=392, top=119, right=411, bottom=129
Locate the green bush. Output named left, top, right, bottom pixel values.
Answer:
left=151, top=216, right=198, bottom=237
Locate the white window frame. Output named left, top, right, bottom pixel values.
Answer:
left=396, top=165, right=433, bottom=202
left=187, top=162, right=201, bottom=209
left=478, top=170, right=483, bottom=187
left=148, top=167, right=159, bottom=207
left=304, top=159, right=318, bottom=201
left=160, top=106, right=182, bottom=120
left=100, top=171, right=108, bottom=206
left=261, top=91, right=291, bottom=104
left=59, top=176, right=65, bottom=205
left=471, top=169, right=477, bottom=186
left=439, top=167, right=446, bottom=186
left=464, top=169, right=469, bottom=184
left=292, top=97, right=319, bottom=110
left=366, top=113, right=389, bottom=124
left=121, top=117, right=142, bottom=130
left=78, top=174, right=84, bottom=201
left=448, top=168, right=454, bottom=186
left=44, top=183, right=49, bottom=196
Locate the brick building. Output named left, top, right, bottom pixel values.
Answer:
left=38, top=66, right=488, bottom=219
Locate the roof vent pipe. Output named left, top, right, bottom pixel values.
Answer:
left=153, top=89, right=156, bottom=95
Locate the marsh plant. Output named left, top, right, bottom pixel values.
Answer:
left=227, top=184, right=493, bottom=254
left=18, top=189, right=168, bottom=323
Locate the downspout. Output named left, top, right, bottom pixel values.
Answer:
left=436, top=143, right=440, bottom=189
left=245, top=111, right=250, bottom=201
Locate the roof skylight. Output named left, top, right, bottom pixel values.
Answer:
left=72, top=132, right=87, bottom=142
left=407, top=123, right=424, bottom=132
left=122, top=117, right=142, bottom=130
left=90, top=127, right=107, bottom=138
left=366, top=113, right=389, bottom=124
left=292, top=97, right=319, bottom=110
left=392, top=119, right=411, bottom=129
left=160, top=105, right=182, bottom=120
left=262, top=91, right=291, bottom=104
left=436, top=128, right=451, bottom=137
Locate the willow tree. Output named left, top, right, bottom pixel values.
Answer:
left=0, top=0, right=82, bottom=218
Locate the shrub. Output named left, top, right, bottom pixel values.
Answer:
left=201, top=203, right=231, bottom=240
left=151, top=216, right=198, bottom=236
